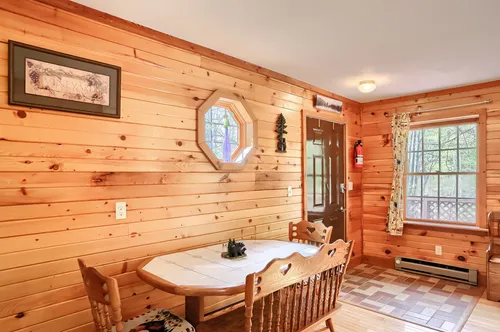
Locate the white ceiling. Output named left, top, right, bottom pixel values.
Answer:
left=74, top=0, right=500, bottom=102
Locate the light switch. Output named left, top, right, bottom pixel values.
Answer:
left=347, top=181, right=354, bottom=191
left=287, top=186, right=293, bottom=197
left=116, top=202, right=127, bottom=220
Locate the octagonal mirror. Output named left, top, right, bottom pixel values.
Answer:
left=197, top=90, right=258, bottom=170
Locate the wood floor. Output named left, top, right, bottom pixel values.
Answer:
left=313, top=291, right=500, bottom=332
left=462, top=293, right=500, bottom=332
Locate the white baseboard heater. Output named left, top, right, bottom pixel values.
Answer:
left=395, top=257, right=478, bottom=286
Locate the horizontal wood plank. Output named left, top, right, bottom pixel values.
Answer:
left=0, top=1, right=364, bottom=331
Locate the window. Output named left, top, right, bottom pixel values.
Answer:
left=205, top=104, right=240, bottom=161
left=196, top=89, right=257, bottom=170
left=405, top=121, right=478, bottom=224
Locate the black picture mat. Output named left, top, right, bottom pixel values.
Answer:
left=8, top=40, right=121, bottom=118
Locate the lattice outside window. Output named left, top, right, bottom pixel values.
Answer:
left=404, top=121, right=478, bottom=224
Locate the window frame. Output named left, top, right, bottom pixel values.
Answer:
left=403, top=116, right=486, bottom=228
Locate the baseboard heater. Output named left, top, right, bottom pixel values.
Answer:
left=395, top=256, right=478, bottom=286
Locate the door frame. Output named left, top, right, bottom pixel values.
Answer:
left=301, top=109, right=348, bottom=240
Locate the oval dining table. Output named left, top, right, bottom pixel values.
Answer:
left=136, top=239, right=319, bottom=326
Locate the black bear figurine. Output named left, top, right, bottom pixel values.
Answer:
left=227, top=238, right=246, bottom=258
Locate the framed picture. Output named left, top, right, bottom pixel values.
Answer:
left=314, top=94, right=343, bottom=114
left=8, top=40, right=121, bottom=118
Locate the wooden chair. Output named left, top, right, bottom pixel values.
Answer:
left=487, top=212, right=500, bottom=301
left=197, top=239, right=353, bottom=332
left=289, top=221, right=333, bottom=246
left=77, top=259, right=194, bottom=332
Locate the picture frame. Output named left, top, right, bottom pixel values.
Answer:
left=8, top=40, right=121, bottom=118
left=314, top=94, right=343, bottom=114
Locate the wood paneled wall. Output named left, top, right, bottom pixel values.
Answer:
left=0, top=1, right=362, bottom=331
left=361, top=81, right=500, bottom=279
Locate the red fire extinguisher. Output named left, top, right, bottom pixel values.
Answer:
left=354, top=140, right=363, bottom=168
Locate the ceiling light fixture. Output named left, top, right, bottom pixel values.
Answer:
left=358, top=80, right=376, bottom=93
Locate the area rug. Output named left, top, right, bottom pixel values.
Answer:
left=339, top=264, right=484, bottom=332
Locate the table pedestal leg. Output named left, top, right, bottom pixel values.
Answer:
left=185, top=296, right=204, bottom=327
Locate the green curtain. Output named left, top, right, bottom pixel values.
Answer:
left=386, top=113, right=411, bottom=236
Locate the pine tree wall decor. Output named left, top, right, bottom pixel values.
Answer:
left=275, top=113, right=287, bottom=153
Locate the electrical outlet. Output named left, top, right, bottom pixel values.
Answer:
left=116, top=202, right=127, bottom=220
left=435, top=245, right=442, bottom=256
left=287, top=186, right=293, bottom=197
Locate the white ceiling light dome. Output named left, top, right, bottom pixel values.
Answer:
left=358, top=80, right=376, bottom=93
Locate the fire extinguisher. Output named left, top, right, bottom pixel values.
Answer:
left=354, top=140, right=363, bottom=168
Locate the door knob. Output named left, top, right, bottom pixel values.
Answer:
left=339, top=206, right=346, bottom=212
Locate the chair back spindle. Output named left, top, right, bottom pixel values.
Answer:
left=289, top=221, right=333, bottom=247
left=244, top=239, right=353, bottom=332
left=78, top=259, right=124, bottom=332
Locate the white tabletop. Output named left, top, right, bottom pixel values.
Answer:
left=140, top=240, right=318, bottom=291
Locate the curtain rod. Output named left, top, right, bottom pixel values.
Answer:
left=384, top=99, right=493, bottom=117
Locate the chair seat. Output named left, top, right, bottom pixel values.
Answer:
left=490, top=254, right=500, bottom=264
left=116, top=308, right=194, bottom=332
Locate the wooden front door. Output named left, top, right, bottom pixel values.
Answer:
left=306, top=117, right=346, bottom=241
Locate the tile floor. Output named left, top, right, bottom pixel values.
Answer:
left=340, top=264, right=484, bottom=332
